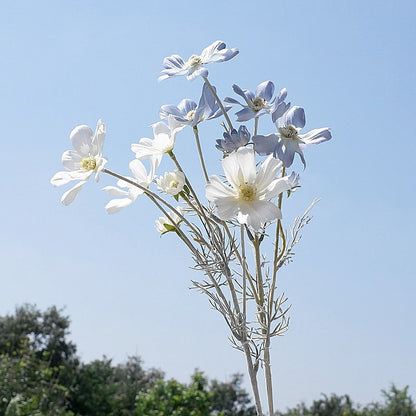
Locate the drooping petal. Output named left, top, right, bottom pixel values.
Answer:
left=102, top=186, right=129, bottom=196
left=235, top=107, right=255, bottom=122
left=105, top=197, right=134, bottom=214
left=276, top=139, right=299, bottom=168
left=61, top=180, right=88, bottom=206
left=253, top=134, right=279, bottom=156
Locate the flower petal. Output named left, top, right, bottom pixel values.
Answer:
left=105, top=197, right=133, bottom=214
left=70, top=125, right=94, bottom=157
left=256, top=81, right=274, bottom=102
left=61, top=180, right=88, bottom=205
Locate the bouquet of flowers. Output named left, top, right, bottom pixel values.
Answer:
left=51, top=40, right=331, bottom=415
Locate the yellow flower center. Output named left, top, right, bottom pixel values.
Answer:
left=169, top=179, right=179, bottom=189
left=185, top=110, right=196, bottom=121
left=80, top=156, right=97, bottom=171
left=279, top=125, right=298, bottom=139
left=238, top=183, right=256, bottom=202
left=250, top=97, right=267, bottom=112
left=187, top=54, right=202, bottom=67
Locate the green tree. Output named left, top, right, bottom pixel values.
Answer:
left=135, top=372, right=213, bottom=416
left=362, top=385, right=416, bottom=416
left=278, top=393, right=359, bottom=416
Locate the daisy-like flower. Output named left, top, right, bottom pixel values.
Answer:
left=50, top=120, right=107, bottom=205
left=131, top=115, right=184, bottom=167
left=159, top=83, right=229, bottom=127
left=215, top=125, right=250, bottom=154
left=102, top=158, right=156, bottom=215
left=156, top=169, right=186, bottom=196
left=224, top=81, right=288, bottom=122
left=155, top=207, right=184, bottom=234
left=205, top=147, right=296, bottom=230
left=158, top=40, right=239, bottom=82
left=253, top=106, right=332, bottom=168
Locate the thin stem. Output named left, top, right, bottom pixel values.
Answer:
left=254, top=116, right=259, bottom=136
left=102, top=168, right=199, bottom=237
left=202, top=76, right=233, bottom=131
left=193, top=126, right=209, bottom=183
left=240, top=225, right=247, bottom=319
left=243, top=343, right=263, bottom=416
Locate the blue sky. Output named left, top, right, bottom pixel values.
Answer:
left=1, top=0, right=415, bottom=411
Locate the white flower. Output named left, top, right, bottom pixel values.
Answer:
left=155, top=207, right=184, bottom=234
left=156, top=169, right=186, bottom=196
left=158, top=40, right=239, bottom=82
left=131, top=115, right=184, bottom=168
left=50, top=120, right=107, bottom=205
left=205, top=147, right=295, bottom=230
left=102, top=158, right=156, bottom=214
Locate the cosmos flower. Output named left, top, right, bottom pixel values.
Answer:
left=224, top=81, right=288, bottom=122
left=131, top=115, right=184, bottom=168
left=205, top=147, right=295, bottom=230
left=215, top=125, right=250, bottom=154
left=156, top=169, right=186, bottom=196
left=155, top=207, right=184, bottom=234
left=102, top=158, right=156, bottom=215
left=253, top=106, right=332, bottom=167
left=158, top=40, right=239, bottom=82
left=159, top=83, right=229, bottom=127
left=50, top=120, right=107, bottom=205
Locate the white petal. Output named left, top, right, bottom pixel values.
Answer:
left=222, top=147, right=256, bottom=189
left=62, top=150, right=82, bottom=171
left=70, top=125, right=94, bottom=157
left=102, top=186, right=129, bottom=196
left=129, top=159, right=148, bottom=182
left=105, top=198, right=133, bottom=214
left=61, top=181, right=87, bottom=205
left=93, top=119, right=106, bottom=154
left=238, top=200, right=281, bottom=230
left=205, top=176, right=237, bottom=201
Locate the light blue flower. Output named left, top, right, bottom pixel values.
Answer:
left=159, top=83, right=229, bottom=127
left=158, top=40, right=239, bottom=82
left=224, top=81, right=288, bottom=122
left=215, top=125, right=251, bottom=154
left=253, top=106, right=332, bottom=167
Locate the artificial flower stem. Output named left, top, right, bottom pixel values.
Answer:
left=271, top=167, right=286, bottom=307
left=193, top=126, right=209, bottom=183
left=168, top=151, right=215, bottom=235
left=102, top=168, right=197, bottom=236
left=202, top=76, right=233, bottom=131
left=254, top=116, right=259, bottom=136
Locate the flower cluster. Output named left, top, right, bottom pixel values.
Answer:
left=51, top=40, right=332, bottom=416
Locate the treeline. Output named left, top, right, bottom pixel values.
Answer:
left=0, top=305, right=414, bottom=416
